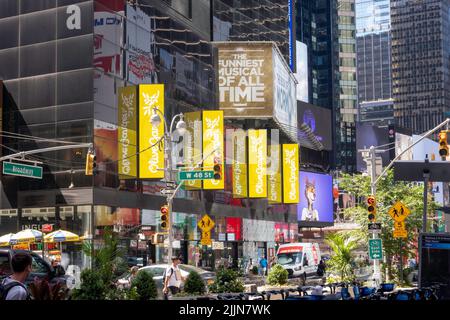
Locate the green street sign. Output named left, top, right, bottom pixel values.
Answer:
left=178, top=171, right=214, bottom=181
left=2, top=162, right=43, bottom=179
left=368, top=238, right=383, bottom=260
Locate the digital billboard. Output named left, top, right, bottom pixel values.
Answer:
left=298, top=171, right=333, bottom=226
left=298, top=101, right=332, bottom=151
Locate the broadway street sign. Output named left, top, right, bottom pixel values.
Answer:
left=2, top=162, right=43, bottom=179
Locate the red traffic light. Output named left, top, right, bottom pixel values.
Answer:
left=367, top=196, right=375, bottom=206
left=160, top=205, right=169, bottom=214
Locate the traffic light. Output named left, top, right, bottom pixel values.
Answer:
left=160, top=205, right=169, bottom=231
left=213, top=156, right=222, bottom=180
left=85, top=152, right=96, bottom=176
left=439, top=131, right=448, bottom=158
left=367, top=195, right=376, bottom=222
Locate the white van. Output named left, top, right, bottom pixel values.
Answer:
left=276, top=242, right=321, bottom=279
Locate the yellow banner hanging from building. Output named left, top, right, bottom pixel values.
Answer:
left=268, top=143, right=282, bottom=203
left=282, top=144, right=299, bottom=203
left=232, top=129, right=247, bottom=198
left=202, top=110, right=224, bottom=189
left=118, top=86, right=137, bottom=179
left=138, top=84, right=164, bottom=179
left=248, top=129, right=267, bottom=198
left=184, top=111, right=202, bottom=190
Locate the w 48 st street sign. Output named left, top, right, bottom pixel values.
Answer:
left=2, top=162, right=43, bottom=179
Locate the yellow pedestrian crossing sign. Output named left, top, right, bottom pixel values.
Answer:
left=198, top=214, right=215, bottom=232
left=201, top=237, right=212, bottom=246
left=388, top=201, right=411, bottom=222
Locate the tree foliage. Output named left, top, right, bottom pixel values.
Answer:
left=338, top=169, right=436, bottom=283
left=131, top=270, right=158, bottom=300
left=325, top=232, right=361, bottom=282
left=266, top=264, right=288, bottom=286
left=183, top=271, right=206, bottom=295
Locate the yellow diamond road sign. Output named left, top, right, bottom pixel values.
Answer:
left=201, top=237, right=212, bottom=245
left=198, top=214, right=215, bottom=232
left=388, top=201, right=411, bottom=222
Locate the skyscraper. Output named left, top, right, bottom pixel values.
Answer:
left=333, top=0, right=358, bottom=172
left=356, top=0, right=393, bottom=127
left=391, top=0, right=450, bottom=133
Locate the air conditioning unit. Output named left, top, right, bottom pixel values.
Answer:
left=0, top=209, right=18, bottom=217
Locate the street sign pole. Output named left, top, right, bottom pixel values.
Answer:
left=369, top=146, right=381, bottom=286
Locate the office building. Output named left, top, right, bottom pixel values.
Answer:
left=391, top=0, right=450, bottom=133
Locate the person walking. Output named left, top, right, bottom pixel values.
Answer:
left=0, top=252, right=33, bottom=300
left=163, top=256, right=185, bottom=300
left=259, top=256, right=268, bottom=276
left=317, top=259, right=326, bottom=277
left=128, top=266, right=139, bottom=288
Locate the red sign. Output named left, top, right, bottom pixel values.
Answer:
left=367, top=196, right=375, bottom=206
left=278, top=245, right=303, bottom=254
left=225, top=217, right=242, bottom=241
left=42, top=224, right=53, bottom=233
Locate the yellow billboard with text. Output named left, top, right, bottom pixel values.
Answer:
left=118, top=86, right=137, bottom=179
left=268, top=143, right=282, bottom=203
left=282, top=144, right=299, bottom=203
left=184, top=111, right=202, bottom=190
left=138, top=84, right=164, bottom=179
left=248, top=129, right=267, bottom=198
left=232, top=129, right=248, bottom=197
left=202, top=110, right=224, bottom=189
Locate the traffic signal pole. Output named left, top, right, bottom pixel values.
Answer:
left=369, top=146, right=381, bottom=286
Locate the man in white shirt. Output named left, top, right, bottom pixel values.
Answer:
left=163, top=256, right=185, bottom=299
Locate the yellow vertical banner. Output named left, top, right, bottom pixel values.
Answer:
left=282, top=144, right=299, bottom=203
left=268, top=144, right=282, bottom=203
left=231, top=129, right=248, bottom=198
left=138, top=84, right=164, bottom=179
left=118, top=86, right=137, bottom=178
left=202, top=110, right=224, bottom=189
left=248, top=129, right=267, bottom=198
left=184, top=111, right=202, bottom=190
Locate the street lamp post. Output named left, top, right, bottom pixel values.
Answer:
left=150, top=108, right=186, bottom=262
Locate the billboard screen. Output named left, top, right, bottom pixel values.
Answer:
left=295, top=41, right=308, bottom=103
left=298, top=171, right=333, bottom=224
left=298, top=101, right=332, bottom=151
left=217, top=42, right=273, bottom=118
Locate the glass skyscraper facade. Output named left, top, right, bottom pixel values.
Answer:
left=391, top=0, right=450, bottom=133
left=355, top=0, right=390, bottom=34
left=333, top=0, right=357, bottom=172
left=356, top=0, right=393, bottom=127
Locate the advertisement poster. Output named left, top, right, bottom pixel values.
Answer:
left=268, top=144, right=282, bottom=203
left=273, top=48, right=297, bottom=134
left=183, top=111, right=202, bottom=190
left=282, top=144, right=299, bottom=203
left=275, top=222, right=289, bottom=243
left=295, top=41, right=309, bottom=102
left=118, top=86, right=137, bottom=178
left=138, top=84, right=165, bottom=179
left=125, top=4, right=158, bottom=84
left=298, top=171, right=333, bottom=223
left=202, top=110, right=224, bottom=190
left=226, top=217, right=242, bottom=241
left=248, top=129, right=267, bottom=198
left=231, top=129, right=248, bottom=198
left=217, top=42, right=273, bottom=118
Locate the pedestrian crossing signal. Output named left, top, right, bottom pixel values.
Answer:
left=160, top=205, right=169, bottom=231
left=439, top=131, right=448, bottom=158
left=85, top=152, right=96, bottom=176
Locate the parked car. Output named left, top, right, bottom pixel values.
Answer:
left=117, top=264, right=215, bottom=296
left=0, top=249, right=69, bottom=286
left=126, top=256, right=144, bottom=267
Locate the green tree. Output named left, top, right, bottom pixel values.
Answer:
left=208, top=268, right=244, bottom=293
left=131, top=271, right=158, bottom=300
left=338, top=169, right=436, bottom=284
left=325, top=232, right=360, bottom=282
left=266, top=264, right=288, bottom=286
left=183, top=271, right=206, bottom=295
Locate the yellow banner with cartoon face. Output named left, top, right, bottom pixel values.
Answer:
left=118, top=86, right=137, bottom=179
left=184, top=111, right=202, bottom=190
left=202, top=110, right=224, bottom=189
left=248, top=129, right=267, bottom=198
left=138, top=84, right=164, bottom=179
left=268, top=143, right=282, bottom=203
left=232, top=129, right=248, bottom=198
left=282, top=144, right=299, bottom=203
